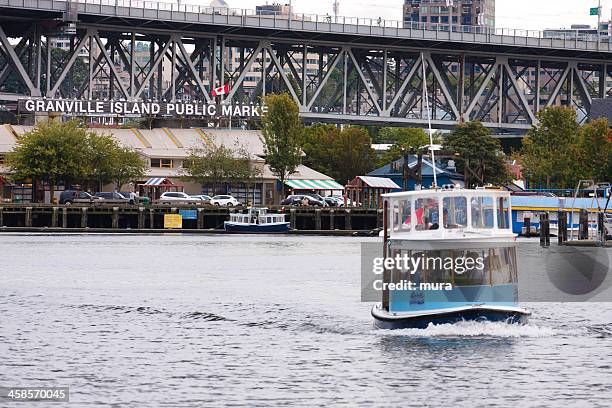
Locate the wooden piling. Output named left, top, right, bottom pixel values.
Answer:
left=51, top=207, right=58, bottom=228
left=149, top=209, right=155, bottom=229
left=377, top=208, right=383, bottom=228
left=345, top=209, right=352, bottom=230
left=558, top=211, right=567, bottom=245
left=579, top=209, right=589, bottom=240
left=540, top=212, right=550, bottom=247
left=329, top=210, right=335, bottom=230
left=138, top=207, right=145, bottom=229
left=80, top=207, right=88, bottom=228
left=62, top=207, right=68, bottom=228
left=112, top=207, right=119, bottom=229
left=524, top=217, right=531, bottom=237
left=197, top=208, right=204, bottom=229
left=0, top=206, right=3, bottom=227
left=597, top=212, right=606, bottom=245
left=315, top=209, right=322, bottom=230
left=25, top=207, right=32, bottom=227
left=290, top=208, right=296, bottom=229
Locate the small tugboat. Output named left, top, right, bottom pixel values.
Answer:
left=224, top=207, right=290, bottom=234
left=372, top=187, right=531, bottom=329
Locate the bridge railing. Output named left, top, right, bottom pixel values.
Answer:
left=8, top=0, right=612, bottom=45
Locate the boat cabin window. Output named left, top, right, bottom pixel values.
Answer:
left=399, top=200, right=411, bottom=231
left=415, top=198, right=440, bottom=231
left=442, top=196, right=467, bottom=229
left=497, top=197, right=510, bottom=229
left=471, top=196, right=494, bottom=228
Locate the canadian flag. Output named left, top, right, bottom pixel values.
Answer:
left=212, top=84, right=230, bottom=97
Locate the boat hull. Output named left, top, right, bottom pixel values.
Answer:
left=224, top=222, right=290, bottom=234
left=372, top=305, right=530, bottom=330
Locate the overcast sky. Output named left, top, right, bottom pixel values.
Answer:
left=213, top=0, right=612, bottom=31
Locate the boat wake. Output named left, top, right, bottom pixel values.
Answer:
left=376, top=320, right=557, bottom=338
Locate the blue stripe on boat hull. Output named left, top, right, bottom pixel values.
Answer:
left=373, top=309, right=529, bottom=329
left=224, top=222, right=290, bottom=234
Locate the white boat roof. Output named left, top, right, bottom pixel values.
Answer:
left=383, top=187, right=511, bottom=199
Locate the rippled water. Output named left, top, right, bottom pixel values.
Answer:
left=1, top=234, right=611, bottom=407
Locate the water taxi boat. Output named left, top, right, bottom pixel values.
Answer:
left=224, top=207, right=290, bottom=234
left=372, top=187, right=531, bottom=329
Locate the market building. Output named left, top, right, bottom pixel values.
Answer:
left=0, top=125, right=342, bottom=205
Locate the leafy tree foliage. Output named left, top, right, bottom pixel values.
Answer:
left=520, top=107, right=611, bottom=188
left=378, top=127, right=430, bottom=166
left=444, top=121, right=511, bottom=187
left=260, top=93, right=304, bottom=196
left=303, top=125, right=375, bottom=184
left=6, top=120, right=146, bottom=199
left=182, top=139, right=261, bottom=195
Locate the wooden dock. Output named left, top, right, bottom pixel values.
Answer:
left=0, top=204, right=383, bottom=234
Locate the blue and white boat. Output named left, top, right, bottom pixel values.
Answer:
left=372, top=187, right=530, bottom=329
left=224, top=207, right=290, bottom=234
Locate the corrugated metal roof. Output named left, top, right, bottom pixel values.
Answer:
left=357, top=176, right=400, bottom=189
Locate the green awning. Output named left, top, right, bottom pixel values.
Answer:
left=285, top=179, right=344, bottom=190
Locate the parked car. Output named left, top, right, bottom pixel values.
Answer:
left=190, top=195, right=212, bottom=204
left=210, top=195, right=242, bottom=206
left=280, top=194, right=325, bottom=207
left=324, top=196, right=342, bottom=207
left=158, top=192, right=201, bottom=204
left=120, top=192, right=150, bottom=205
left=95, top=192, right=131, bottom=204
left=59, top=190, right=103, bottom=205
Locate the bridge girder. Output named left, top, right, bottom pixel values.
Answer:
left=0, top=21, right=610, bottom=130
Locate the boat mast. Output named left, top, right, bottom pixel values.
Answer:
left=421, top=52, right=437, bottom=188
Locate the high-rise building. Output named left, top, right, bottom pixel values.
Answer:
left=255, top=3, right=292, bottom=16
left=403, top=0, right=495, bottom=30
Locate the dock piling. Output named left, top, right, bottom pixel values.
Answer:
left=80, top=207, right=88, bottom=228
left=25, top=207, right=32, bottom=227
left=558, top=211, right=567, bottom=245
left=112, top=207, right=119, bottom=229
left=138, top=207, right=145, bottom=229
left=62, top=207, right=67, bottom=228
left=0, top=206, right=3, bottom=227
left=579, top=209, right=589, bottom=240
left=540, top=212, right=550, bottom=247
left=315, top=209, right=322, bottom=230
left=524, top=217, right=531, bottom=237
left=51, top=207, right=58, bottom=227
left=149, top=209, right=155, bottom=229
left=329, top=210, right=335, bottom=230
left=345, top=209, right=352, bottom=230
left=197, top=209, right=204, bottom=229
left=290, top=208, right=296, bottom=229
left=597, top=212, right=606, bottom=246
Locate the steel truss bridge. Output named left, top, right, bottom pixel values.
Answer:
left=1, top=0, right=612, bottom=131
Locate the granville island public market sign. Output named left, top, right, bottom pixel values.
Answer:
left=18, top=99, right=268, bottom=117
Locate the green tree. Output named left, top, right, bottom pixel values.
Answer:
left=182, top=140, right=261, bottom=196
left=521, top=107, right=582, bottom=189
left=260, top=93, right=304, bottom=198
left=445, top=121, right=511, bottom=188
left=579, top=118, right=612, bottom=183
left=84, top=133, right=119, bottom=191
left=6, top=120, right=91, bottom=200
left=111, top=147, right=147, bottom=190
left=379, top=128, right=429, bottom=165
left=303, top=125, right=375, bottom=184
